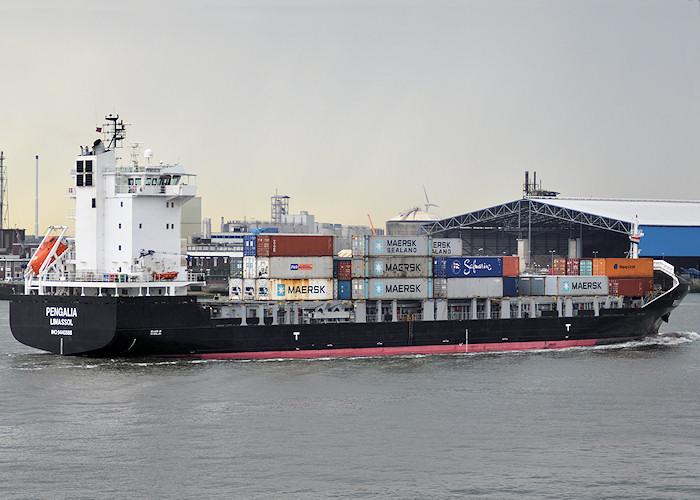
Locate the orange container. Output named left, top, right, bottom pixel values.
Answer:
left=603, top=258, right=654, bottom=278
left=502, top=256, right=520, bottom=277
left=592, top=258, right=606, bottom=276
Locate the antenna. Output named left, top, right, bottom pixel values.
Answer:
left=35, top=155, right=39, bottom=237
left=0, top=152, right=8, bottom=230
left=103, top=114, right=127, bottom=149
left=422, top=185, right=438, bottom=212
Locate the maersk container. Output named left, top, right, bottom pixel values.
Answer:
left=257, top=235, right=334, bottom=257
left=502, top=276, right=519, bottom=297
left=432, top=238, right=462, bottom=256
left=243, top=256, right=257, bottom=279
left=544, top=276, right=559, bottom=295
left=579, top=259, right=593, bottom=276
left=243, top=235, right=257, bottom=257
left=445, top=278, right=503, bottom=298
left=261, top=256, right=334, bottom=279
left=368, top=236, right=431, bottom=257
left=544, top=276, right=609, bottom=296
left=367, top=257, right=432, bottom=278
left=367, top=278, right=432, bottom=300
left=609, top=277, right=654, bottom=297
left=268, top=279, right=334, bottom=301
left=336, top=280, right=352, bottom=300
left=433, top=257, right=503, bottom=278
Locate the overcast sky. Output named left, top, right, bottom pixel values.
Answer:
left=1, top=0, right=698, bottom=234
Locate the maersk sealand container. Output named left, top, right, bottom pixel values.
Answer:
left=433, top=257, right=503, bottom=278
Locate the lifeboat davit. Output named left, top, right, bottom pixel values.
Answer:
left=29, top=237, right=68, bottom=275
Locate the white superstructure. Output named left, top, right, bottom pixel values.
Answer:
left=25, top=115, right=200, bottom=296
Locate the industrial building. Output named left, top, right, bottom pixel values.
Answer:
left=420, top=196, right=700, bottom=272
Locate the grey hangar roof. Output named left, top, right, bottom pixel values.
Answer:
left=421, top=198, right=700, bottom=258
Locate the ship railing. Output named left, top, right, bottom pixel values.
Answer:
left=61, top=270, right=192, bottom=284
left=113, top=183, right=196, bottom=196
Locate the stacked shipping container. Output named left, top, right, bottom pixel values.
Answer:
left=228, top=235, right=656, bottom=301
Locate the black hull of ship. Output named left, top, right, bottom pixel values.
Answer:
left=9, top=282, right=688, bottom=359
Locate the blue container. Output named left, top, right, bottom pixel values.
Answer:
left=337, top=280, right=352, bottom=300
left=503, top=276, right=519, bottom=297
left=243, top=235, right=257, bottom=256
left=433, top=257, right=503, bottom=278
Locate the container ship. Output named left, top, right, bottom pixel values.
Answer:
left=9, top=117, right=689, bottom=359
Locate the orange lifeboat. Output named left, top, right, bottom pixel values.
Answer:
left=152, top=271, right=179, bottom=281
left=29, top=237, right=68, bottom=275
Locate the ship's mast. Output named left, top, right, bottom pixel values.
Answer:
left=0, top=151, right=7, bottom=230
left=104, top=114, right=126, bottom=149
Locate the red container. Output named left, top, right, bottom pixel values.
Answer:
left=256, top=235, right=334, bottom=257
left=502, top=256, right=520, bottom=277
left=609, top=277, right=654, bottom=297
left=566, top=258, right=580, bottom=276
left=336, top=260, right=352, bottom=280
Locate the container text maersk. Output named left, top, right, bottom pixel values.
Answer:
left=286, top=284, right=326, bottom=294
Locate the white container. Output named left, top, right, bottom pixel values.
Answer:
left=445, top=278, right=503, bottom=298
left=256, top=257, right=270, bottom=278
left=268, top=279, right=334, bottom=301
left=368, top=236, right=431, bottom=256
left=255, top=279, right=269, bottom=300
left=351, top=235, right=367, bottom=257
left=367, top=256, right=432, bottom=278
left=351, top=257, right=366, bottom=278
left=556, top=276, right=609, bottom=296
left=367, top=278, right=432, bottom=300
left=352, top=278, right=366, bottom=299
left=433, top=277, right=447, bottom=299
left=242, top=278, right=256, bottom=300
left=267, top=256, right=333, bottom=279
left=432, top=238, right=462, bottom=256
left=229, top=278, right=243, bottom=300
left=243, top=256, right=257, bottom=279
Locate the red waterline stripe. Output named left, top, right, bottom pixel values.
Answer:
left=198, top=339, right=599, bottom=360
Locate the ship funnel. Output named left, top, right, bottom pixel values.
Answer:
left=93, top=139, right=105, bottom=154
